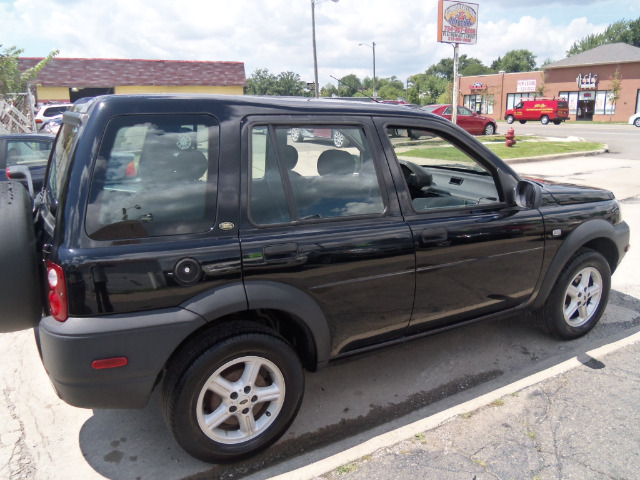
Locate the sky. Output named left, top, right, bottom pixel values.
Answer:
left=1, top=0, right=639, bottom=88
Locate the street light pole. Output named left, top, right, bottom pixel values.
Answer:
left=359, top=42, right=376, bottom=98
left=311, top=0, right=339, bottom=98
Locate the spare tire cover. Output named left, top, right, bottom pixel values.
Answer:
left=0, top=182, right=42, bottom=332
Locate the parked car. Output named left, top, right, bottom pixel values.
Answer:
left=504, top=99, right=570, bottom=125
left=0, top=95, right=629, bottom=463
left=290, top=127, right=349, bottom=147
left=629, top=112, right=640, bottom=127
left=0, top=133, right=54, bottom=194
left=420, top=104, right=497, bottom=135
left=34, top=103, right=73, bottom=130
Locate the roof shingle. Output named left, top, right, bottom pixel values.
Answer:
left=18, top=57, right=246, bottom=87
left=544, top=43, right=640, bottom=69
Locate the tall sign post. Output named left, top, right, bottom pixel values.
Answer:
left=437, top=1, right=479, bottom=125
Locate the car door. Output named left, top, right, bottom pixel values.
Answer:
left=376, top=118, right=545, bottom=333
left=456, top=106, right=481, bottom=134
left=239, top=117, right=416, bottom=357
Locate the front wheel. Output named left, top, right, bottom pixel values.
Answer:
left=290, top=128, right=303, bottom=142
left=332, top=130, right=348, bottom=148
left=539, top=249, right=611, bottom=340
left=483, top=123, right=496, bottom=135
left=506, top=115, right=514, bottom=124
left=634, top=118, right=640, bottom=127
left=163, top=326, right=304, bottom=462
left=540, top=115, right=550, bottom=125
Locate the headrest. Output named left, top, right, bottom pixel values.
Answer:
left=282, top=145, right=298, bottom=170
left=317, top=150, right=355, bottom=176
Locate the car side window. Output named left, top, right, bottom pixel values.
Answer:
left=249, top=125, right=385, bottom=225
left=386, top=127, right=501, bottom=212
left=458, top=106, right=473, bottom=116
left=86, top=114, right=219, bottom=240
left=443, top=107, right=453, bottom=115
left=6, top=140, right=52, bottom=166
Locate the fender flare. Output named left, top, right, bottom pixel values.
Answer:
left=181, top=280, right=331, bottom=368
left=244, top=280, right=331, bottom=368
left=531, top=219, right=620, bottom=309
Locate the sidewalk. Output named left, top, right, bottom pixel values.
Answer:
left=283, top=333, right=640, bottom=480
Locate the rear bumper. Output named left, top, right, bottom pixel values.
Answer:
left=36, top=307, right=205, bottom=409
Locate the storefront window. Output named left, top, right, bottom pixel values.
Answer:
left=561, top=90, right=616, bottom=117
left=463, top=94, right=494, bottom=114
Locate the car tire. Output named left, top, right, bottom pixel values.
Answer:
left=162, top=323, right=304, bottom=463
left=0, top=182, right=42, bottom=333
left=634, top=118, right=640, bottom=127
left=519, top=120, right=527, bottom=124
left=332, top=130, right=348, bottom=148
left=506, top=115, right=514, bottom=124
left=538, top=249, right=611, bottom=340
left=540, top=115, right=550, bottom=125
left=553, top=120, right=562, bottom=125
left=290, top=128, right=303, bottom=142
left=483, top=123, right=496, bottom=135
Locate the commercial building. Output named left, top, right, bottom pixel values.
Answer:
left=458, top=43, right=640, bottom=122
left=18, top=57, right=246, bottom=104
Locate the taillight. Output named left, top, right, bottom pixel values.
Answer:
left=35, top=119, right=43, bottom=124
left=46, top=260, right=68, bottom=322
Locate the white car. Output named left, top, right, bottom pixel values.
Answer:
left=34, top=103, right=73, bottom=130
left=629, top=112, right=640, bottom=127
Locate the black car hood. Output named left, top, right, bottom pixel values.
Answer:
left=526, top=177, right=615, bottom=205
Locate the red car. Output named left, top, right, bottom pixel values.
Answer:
left=421, top=104, right=497, bottom=135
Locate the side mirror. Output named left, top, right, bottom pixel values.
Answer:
left=514, top=180, right=542, bottom=209
left=6, top=165, right=34, bottom=198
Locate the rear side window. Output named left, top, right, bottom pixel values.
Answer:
left=249, top=125, right=384, bottom=224
left=6, top=139, right=52, bottom=166
left=86, top=114, right=219, bottom=240
left=47, top=123, right=79, bottom=211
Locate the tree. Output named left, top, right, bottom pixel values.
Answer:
left=245, top=68, right=277, bottom=95
left=491, top=49, right=536, bottom=73
left=608, top=69, right=622, bottom=122
left=320, top=83, right=338, bottom=97
left=0, top=45, right=59, bottom=95
left=567, top=16, right=640, bottom=55
left=337, top=74, right=362, bottom=97
left=272, top=71, right=305, bottom=96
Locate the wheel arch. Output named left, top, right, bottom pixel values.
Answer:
left=531, top=219, right=621, bottom=309
left=177, top=280, right=329, bottom=372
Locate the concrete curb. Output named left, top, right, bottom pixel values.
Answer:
left=504, top=145, right=608, bottom=164
left=269, top=330, right=640, bottom=480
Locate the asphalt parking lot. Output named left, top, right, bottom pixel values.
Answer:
left=1, top=127, right=638, bottom=480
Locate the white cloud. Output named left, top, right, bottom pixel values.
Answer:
left=1, top=0, right=636, bottom=88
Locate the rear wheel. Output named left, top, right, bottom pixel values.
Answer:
left=290, top=128, right=303, bottom=142
left=0, top=182, right=41, bottom=333
left=163, top=324, right=304, bottom=462
left=553, top=120, right=562, bottom=125
left=519, top=120, right=527, bottom=124
left=539, top=249, right=611, bottom=340
left=634, top=118, right=640, bottom=127
left=541, top=115, right=550, bottom=125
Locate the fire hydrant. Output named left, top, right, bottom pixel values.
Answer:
left=505, top=127, right=516, bottom=147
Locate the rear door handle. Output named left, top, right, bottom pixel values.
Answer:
left=421, top=227, right=448, bottom=243
left=263, top=243, right=298, bottom=260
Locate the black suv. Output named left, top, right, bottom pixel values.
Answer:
left=0, top=95, right=630, bottom=462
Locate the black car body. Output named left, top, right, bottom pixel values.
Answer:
left=0, top=95, right=629, bottom=462
left=0, top=133, right=54, bottom=194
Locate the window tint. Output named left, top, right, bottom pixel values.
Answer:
left=6, top=140, right=52, bottom=166
left=249, top=125, right=384, bottom=224
left=386, top=127, right=500, bottom=212
left=86, top=114, right=218, bottom=240
left=443, top=107, right=453, bottom=115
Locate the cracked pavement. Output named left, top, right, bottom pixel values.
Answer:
left=315, top=339, right=640, bottom=480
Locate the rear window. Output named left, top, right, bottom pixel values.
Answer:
left=85, top=114, right=219, bottom=240
left=6, top=139, right=52, bottom=166
left=43, top=106, right=69, bottom=117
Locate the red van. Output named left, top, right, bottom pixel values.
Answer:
left=505, top=99, right=570, bottom=125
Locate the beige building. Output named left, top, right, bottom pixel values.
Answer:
left=458, top=43, right=640, bottom=122
left=18, top=57, right=246, bottom=103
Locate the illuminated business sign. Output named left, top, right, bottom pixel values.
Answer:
left=577, top=73, right=598, bottom=89
left=437, top=1, right=479, bottom=45
left=517, top=79, right=537, bottom=93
